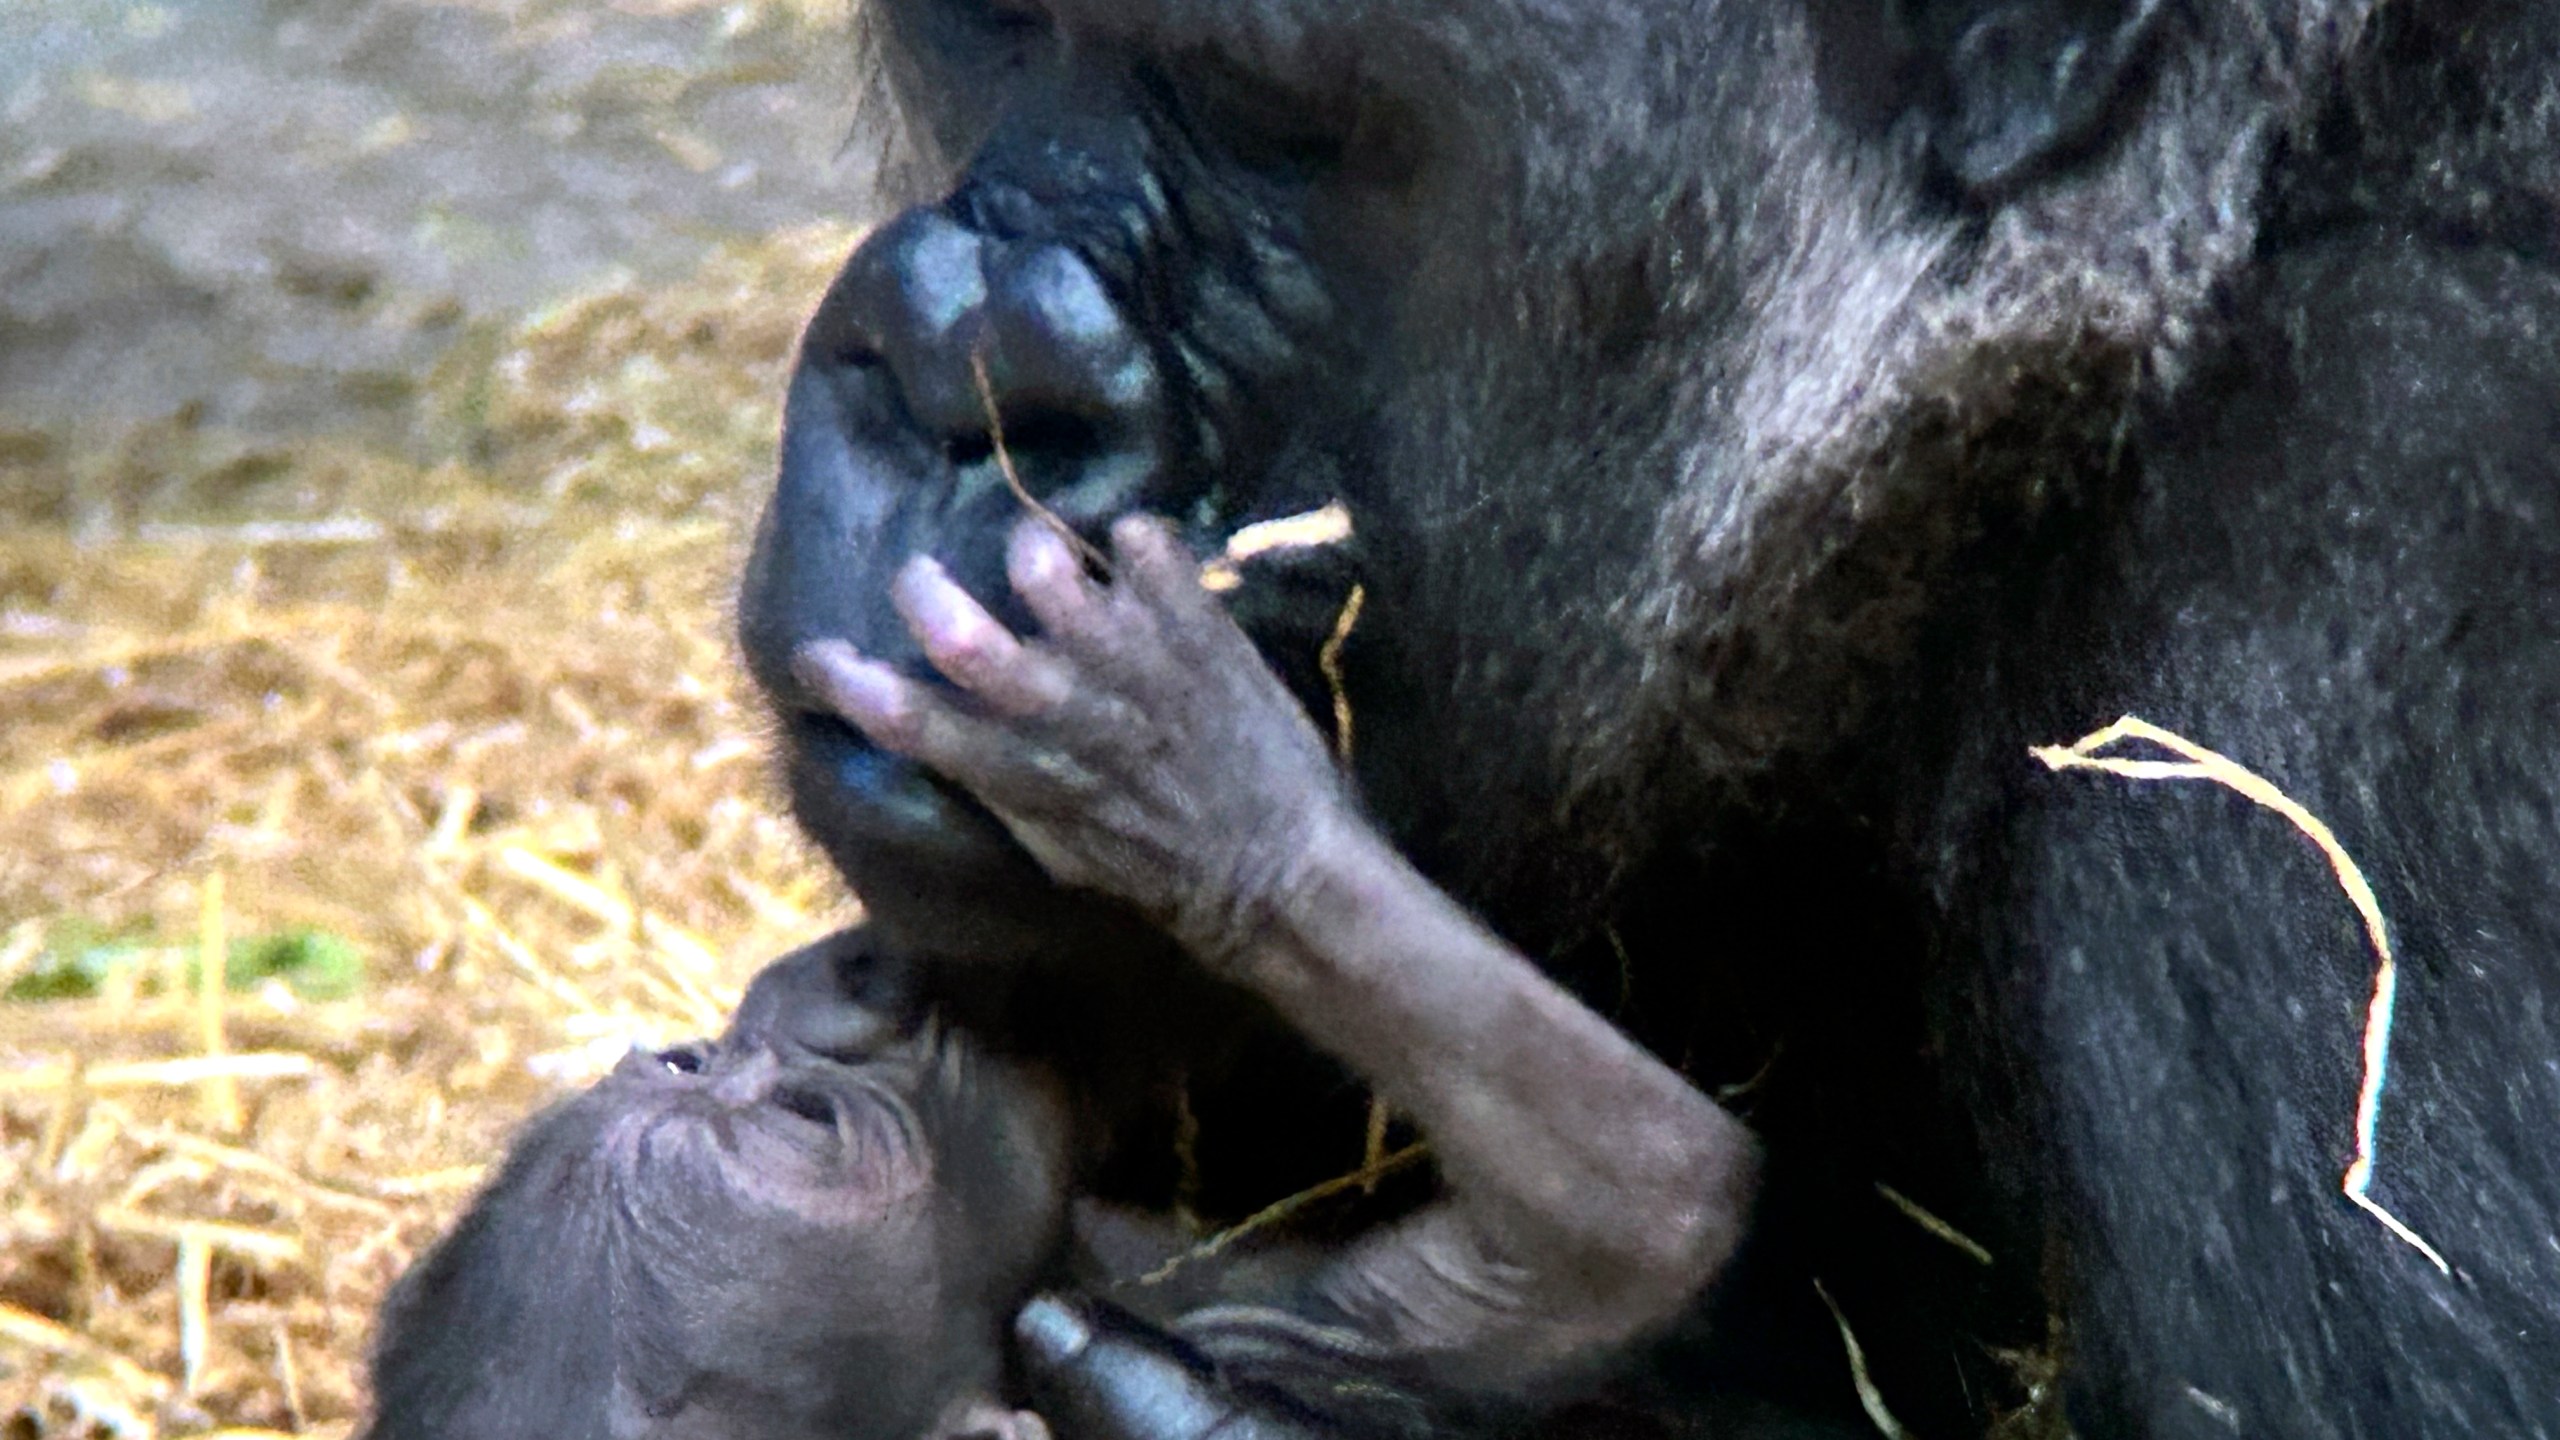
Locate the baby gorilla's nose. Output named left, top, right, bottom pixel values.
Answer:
left=724, top=929, right=921, bottom=1065
left=707, top=1047, right=781, bottom=1108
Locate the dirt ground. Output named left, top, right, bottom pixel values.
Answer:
left=0, top=0, right=880, bottom=1431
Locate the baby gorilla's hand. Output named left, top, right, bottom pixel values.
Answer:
left=796, top=515, right=1350, bottom=970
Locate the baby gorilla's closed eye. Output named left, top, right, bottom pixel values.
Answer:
left=773, top=1083, right=839, bottom=1127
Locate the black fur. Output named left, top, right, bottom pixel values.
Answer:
left=741, top=0, right=2560, bottom=1433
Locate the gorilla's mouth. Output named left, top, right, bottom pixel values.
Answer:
left=787, top=709, right=976, bottom=841
left=777, top=701, right=1066, bottom=941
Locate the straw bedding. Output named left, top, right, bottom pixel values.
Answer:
left=0, top=222, right=863, bottom=1439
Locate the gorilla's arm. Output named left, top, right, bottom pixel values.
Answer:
left=798, top=514, right=1759, bottom=1398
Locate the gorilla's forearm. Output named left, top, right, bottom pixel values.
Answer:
left=1236, top=805, right=1756, bottom=1387
left=801, top=517, right=1756, bottom=1395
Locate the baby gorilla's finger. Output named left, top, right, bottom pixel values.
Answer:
left=795, top=641, right=920, bottom=743
left=1009, top=519, right=1109, bottom=648
left=1108, top=514, right=1212, bottom=616
left=798, top=640, right=1099, bottom=817
left=891, top=556, right=1071, bottom=716
left=795, top=640, right=986, bottom=764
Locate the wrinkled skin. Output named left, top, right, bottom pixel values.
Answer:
left=365, top=933, right=1072, bottom=1440
left=800, top=509, right=1762, bottom=1394
left=735, top=0, right=2560, bottom=1435
left=795, top=517, right=1345, bottom=968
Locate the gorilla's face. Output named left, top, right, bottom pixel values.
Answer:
left=588, top=1031, right=1061, bottom=1440
left=367, top=936, right=1072, bottom=1440
left=601, top=941, right=1071, bottom=1440
left=738, top=1, right=1748, bottom=954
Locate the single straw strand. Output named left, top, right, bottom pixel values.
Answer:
left=2031, top=715, right=2450, bottom=1275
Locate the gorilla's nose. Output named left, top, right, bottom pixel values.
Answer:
left=708, top=1047, right=781, bottom=1108
left=816, top=208, right=1164, bottom=515
left=740, top=206, right=1191, bottom=964
left=816, top=210, right=988, bottom=435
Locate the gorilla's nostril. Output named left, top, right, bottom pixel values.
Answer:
left=946, top=432, right=997, bottom=469
left=982, top=243, right=1160, bottom=421
left=864, top=210, right=990, bottom=338
left=954, top=409, right=1102, bottom=466
left=814, top=209, right=992, bottom=422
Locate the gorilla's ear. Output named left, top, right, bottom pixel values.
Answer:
left=1927, top=0, right=2169, bottom=190
left=1812, top=0, right=2171, bottom=193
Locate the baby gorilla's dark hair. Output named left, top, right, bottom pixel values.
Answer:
left=364, top=934, right=1073, bottom=1440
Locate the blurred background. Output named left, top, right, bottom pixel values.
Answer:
left=0, top=0, right=882, bottom=1431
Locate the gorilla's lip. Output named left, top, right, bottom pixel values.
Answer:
left=786, top=709, right=960, bottom=833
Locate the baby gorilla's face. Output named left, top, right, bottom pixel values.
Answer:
left=365, top=932, right=1073, bottom=1440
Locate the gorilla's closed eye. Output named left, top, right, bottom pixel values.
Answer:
left=1152, top=57, right=1346, bottom=179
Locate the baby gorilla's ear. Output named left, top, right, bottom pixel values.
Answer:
left=932, top=1395, right=1053, bottom=1440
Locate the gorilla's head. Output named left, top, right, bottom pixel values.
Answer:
left=365, top=932, right=1071, bottom=1440
left=734, top=0, right=2330, bottom=957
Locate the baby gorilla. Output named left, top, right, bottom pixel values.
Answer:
left=370, top=517, right=1765, bottom=1440
left=364, top=932, right=1075, bottom=1440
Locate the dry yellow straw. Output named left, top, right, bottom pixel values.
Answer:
left=1198, top=503, right=1354, bottom=592
left=970, top=351, right=1110, bottom=575
left=177, top=1232, right=213, bottom=1396
left=0, top=1052, right=318, bottom=1094
left=1134, top=1143, right=1428, bottom=1288
left=1874, top=1181, right=1992, bottom=1267
left=2032, top=715, right=2450, bottom=1275
left=198, top=871, right=241, bottom=1132
left=1319, top=583, right=1365, bottom=764
left=1316, top=581, right=1396, bottom=1183
left=1812, top=1279, right=1914, bottom=1440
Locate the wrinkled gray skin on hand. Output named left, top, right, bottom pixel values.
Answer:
left=795, top=516, right=1348, bottom=968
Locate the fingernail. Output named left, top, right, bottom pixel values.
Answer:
left=896, top=553, right=949, bottom=592
left=902, top=564, right=976, bottom=638
left=1014, top=1296, right=1093, bottom=1365
left=1016, top=523, right=1069, bottom=583
left=796, top=644, right=902, bottom=724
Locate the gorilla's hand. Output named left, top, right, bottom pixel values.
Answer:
left=1013, top=1296, right=1334, bottom=1440
left=796, top=513, right=1352, bottom=969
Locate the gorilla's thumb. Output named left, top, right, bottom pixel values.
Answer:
left=1013, top=1297, right=1327, bottom=1440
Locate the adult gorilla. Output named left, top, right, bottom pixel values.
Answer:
left=739, top=0, right=2560, bottom=1434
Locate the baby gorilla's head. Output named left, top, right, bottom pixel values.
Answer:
left=365, top=931, right=1073, bottom=1440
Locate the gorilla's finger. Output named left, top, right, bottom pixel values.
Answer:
left=892, top=556, right=1072, bottom=716
left=1108, top=515, right=1211, bottom=616
left=1010, top=519, right=1110, bottom=648
left=796, top=641, right=1062, bottom=800
left=796, top=641, right=921, bottom=743
left=1015, top=1297, right=1328, bottom=1440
